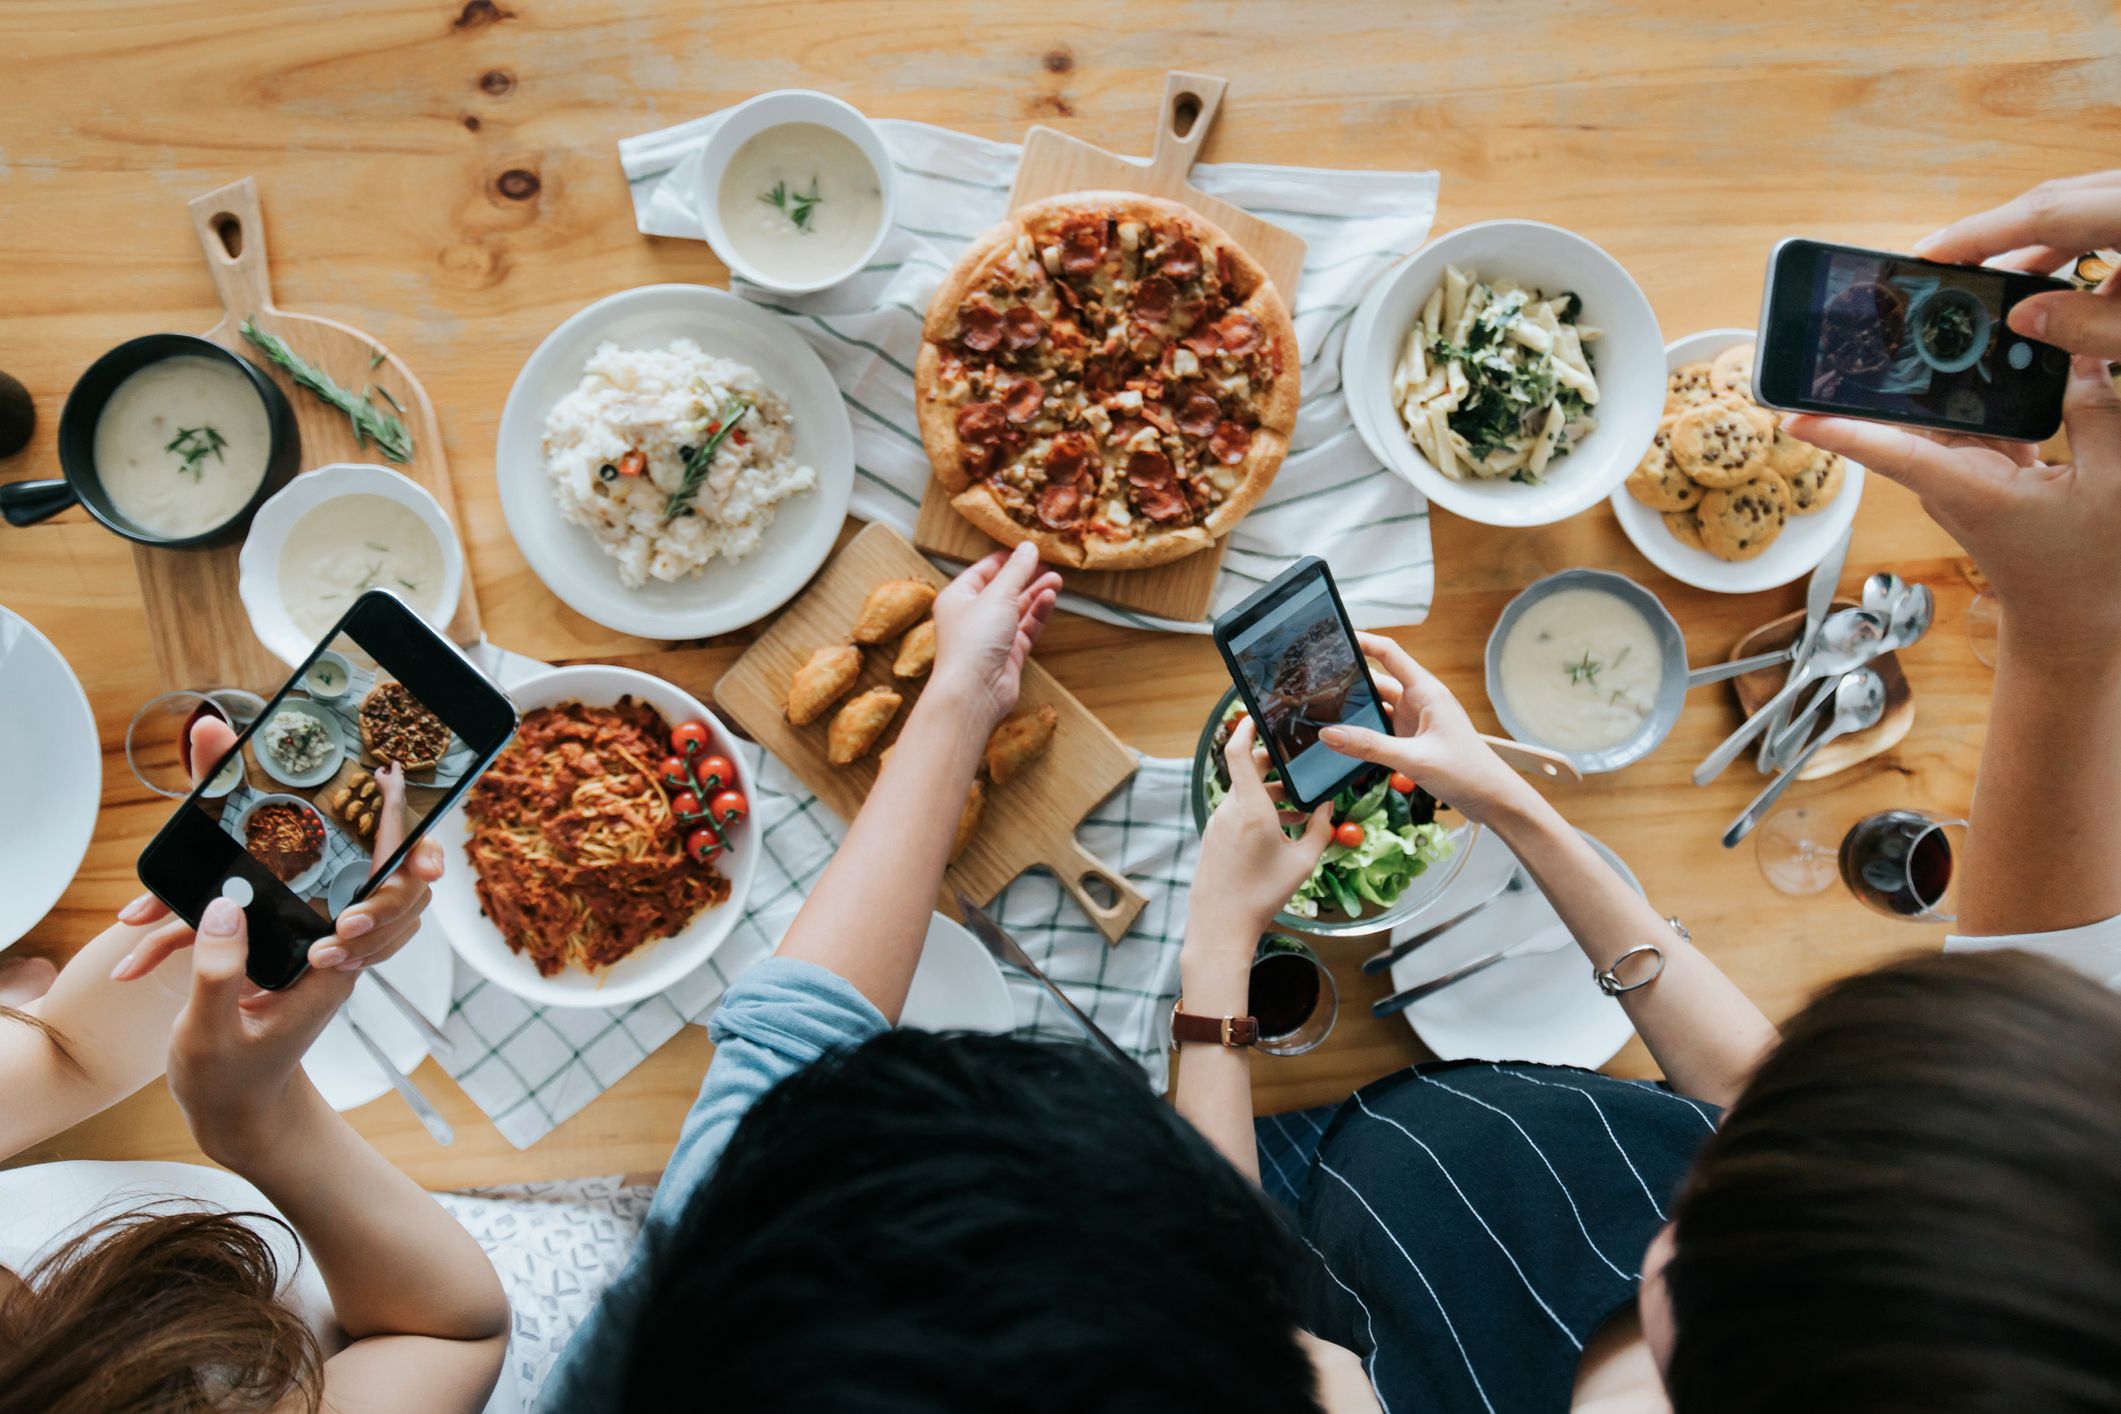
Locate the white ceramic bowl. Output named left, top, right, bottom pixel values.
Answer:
left=238, top=463, right=464, bottom=670
left=695, top=89, right=896, bottom=294
left=495, top=283, right=855, bottom=641
left=234, top=793, right=331, bottom=896
left=427, top=664, right=760, bottom=1009
left=1343, top=220, right=1665, bottom=528
left=1609, top=329, right=1866, bottom=595
left=253, top=698, right=347, bottom=788
left=0, top=607, right=100, bottom=950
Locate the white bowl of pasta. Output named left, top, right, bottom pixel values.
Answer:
left=1345, top=220, right=1665, bottom=527
left=427, top=665, right=759, bottom=1009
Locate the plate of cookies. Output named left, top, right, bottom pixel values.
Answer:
left=1611, top=329, right=1863, bottom=594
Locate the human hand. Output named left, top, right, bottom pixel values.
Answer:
left=1316, top=633, right=1532, bottom=821
left=1786, top=356, right=2121, bottom=664
left=1191, top=716, right=1333, bottom=954
left=1914, top=171, right=2121, bottom=361
left=929, top=541, right=1063, bottom=730
left=111, top=718, right=445, bottom=979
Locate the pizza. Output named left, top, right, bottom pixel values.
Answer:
left=915, top=194, right=1299, bottom=570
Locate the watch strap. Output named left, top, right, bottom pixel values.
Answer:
left=1170, top=1002, right=1260, bottom=1048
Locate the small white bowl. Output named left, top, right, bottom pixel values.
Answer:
left=234, top=793, right=330, bottom=896
left=1608, top=328, right=1866, bottom=595
left=238, top=463, right=465, bottom=670
left=695, top=89, right=896, bottom=295
left=253, top=698, right=347, bottom=788
left=1344, top=219, right=1665, bottom=528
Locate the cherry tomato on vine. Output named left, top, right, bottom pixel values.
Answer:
left=697, top=754, right=736, bottom=790
left=671, top=790, right=702, bottom=818
left=1389, top=772, right=1417, bottom=795
left=685, top=827, right=723, bottom=863
left=660, top=755, right=691, bottom=787
left=670, top=721, right=712, bottom=756
left=1333, top=821, right=1366, bottom=849
left=711, top=789, right=749, bottom=823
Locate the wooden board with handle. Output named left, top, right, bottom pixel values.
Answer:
left=913, top=71, right=1307, bottom=625
left=134, top=176, right=482, bottom=694
left=716, top=521, right=1148, bottom=944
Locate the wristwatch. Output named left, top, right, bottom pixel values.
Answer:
left=1169, top=997, right=1260, bottom=1049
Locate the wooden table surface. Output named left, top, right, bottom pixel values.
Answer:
left=5, top=0, right=2115, bottom=1188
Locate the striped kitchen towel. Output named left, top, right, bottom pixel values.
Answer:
left=617, top=114, right=1439, bottom=631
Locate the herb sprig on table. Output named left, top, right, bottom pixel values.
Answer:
left=239, top=320, right=414, bottom=463
left=166, top=425, right=225, bottom=481
left=760, top=178, right=823, bottom=233
left=662, top=395, right=753, bottom=522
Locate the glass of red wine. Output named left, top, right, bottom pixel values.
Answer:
left=1839, top=809, right=1968, bottom=922
left=125, top=689, right=263, bottom=799
left=1248, top=933, right=1338, bottom=1056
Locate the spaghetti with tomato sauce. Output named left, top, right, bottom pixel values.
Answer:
left=462, top=698, right=729, bottom=977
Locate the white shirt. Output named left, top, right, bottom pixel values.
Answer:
left=1946, top=914, right=2121, bottom=987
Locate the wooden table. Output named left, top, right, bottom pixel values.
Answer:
left=4, top=0, right=2113, bottom=1188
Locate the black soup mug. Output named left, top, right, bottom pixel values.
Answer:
left=0, top=333, right=299, bottom=547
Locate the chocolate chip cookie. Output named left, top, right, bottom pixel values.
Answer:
left=1698, top=473, right=1790, bottom=561
left=1671, top=399, right=1774, bottom=489
left=1625, top=416, right=1703, bottom=512
left=1782, top=448, right=1846, bottom=514
left=1665, top=362, right=1718, bottom=416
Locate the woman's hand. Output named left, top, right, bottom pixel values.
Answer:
left=111, top=718, right=444, bottom=979
left=1317, top=633, right=1532, bottom=821
left=928, top=541, right=1063, bottom=731
left=1913, top=171, right=2121, bottom=360
left=1191, top=717, right=1333, bottom=951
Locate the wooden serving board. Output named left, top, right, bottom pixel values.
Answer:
left=912, top=71, right=1307, bottom=624
left=134, top=177, right=482, bottom=694
left=716, top=522, right=1147, bottom=944
left=1730, top=602, right=1913, bottom=781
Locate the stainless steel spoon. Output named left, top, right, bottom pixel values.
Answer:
left=1694, top=607, right=1887, bottom=785
left=1722, top=670, right=1888, bottom=848
left=1766, top=584, right=1933, bottom=763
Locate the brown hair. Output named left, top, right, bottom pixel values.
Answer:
left=0, top=1205, right=323, bottom=1414
left=1666, top=949, right=2121, bottom=1413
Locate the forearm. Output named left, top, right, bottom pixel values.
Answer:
left=1482, top=786, right=1774, bottom=1106
left=1172, top=905, right=1263, bottom=1182
left=775, top=680, right=990, bottom=1021
left=1959, top=633, right=2121, bottom=934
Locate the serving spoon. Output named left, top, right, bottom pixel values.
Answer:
left=1766, top=584, right=1932, bottom=763
left=1693, top=606, right=1887, bottom=786
left=1722, top=670, right=1888, bottom=848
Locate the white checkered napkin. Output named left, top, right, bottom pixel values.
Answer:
left=618, top=115, right=1441, bottom=632
left=437, top=647, right=1201, bottom=1145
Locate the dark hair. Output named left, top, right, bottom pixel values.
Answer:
left=609, top=1029, right=1321, bottom=1413
left=0, top=1206, right=322, bottom=1414
left=1666, top=949, right=2121, bottom=1413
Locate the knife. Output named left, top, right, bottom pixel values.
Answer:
left=1755, top=524, right=1852, bottom=772
left=953, top=891, right=1139, bottom=1072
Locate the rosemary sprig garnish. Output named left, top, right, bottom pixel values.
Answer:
left=663, top=395, right=752, bottom=522
left=759, top=178, right=823, bottom=232
left=1564, top=650, right=1602, bottom=687
left=239, top=320, right=414, bottom=463
left=166, top=425, right=226, bottom=481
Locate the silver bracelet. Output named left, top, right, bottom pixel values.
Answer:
left=1592, top=918, right=1687, bottom=996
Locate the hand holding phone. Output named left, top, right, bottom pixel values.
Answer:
left=1910, top=171, right=2121, bottom=364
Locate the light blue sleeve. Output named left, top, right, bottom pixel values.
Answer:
left=538, top=957, right=888, bottom=1410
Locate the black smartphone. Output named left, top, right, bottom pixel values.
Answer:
left=1211, top=557, right=1388, bottom=812
left=137, top=590, right=517, bottom=990
left=1755, top=236, right=2071, bottom=441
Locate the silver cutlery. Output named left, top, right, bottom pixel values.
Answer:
left=360, top=968, right=454, bottom=1058
left=1753, top=526, right=1855, bottom=773
left=1766, top=583, right=1932, bottom=763
left=1694, top=606, right=1887, bottom=786
left=344, top=1011, right=455, bottom=1145
left=1372, top=925, right=1572, bottom=1018
left=1360, top=866, right=1531, bottom=975
left=954, top=891, right=1138, bottom=1071
left=1722, top=670, right=1888, bottom=848
left=1684, top=643, right=1813, bottom=691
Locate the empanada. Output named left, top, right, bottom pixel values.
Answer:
left=828, top=687, right=903, bottom=765
left=853, top=580, right=937, bottom=645
left=952, top=779, right=986, bottom=862
left=787, top=644, right=863, bottom=726
left=984, top=703, right=1058, bottom=785
left=893, top=620, right=937, bottom=679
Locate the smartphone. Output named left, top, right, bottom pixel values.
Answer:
left=137, top=590, right=517, bottom=990
left=1212, top=557, right=1388, bottom=812
left=1755, top=237, right=2071, bottom=441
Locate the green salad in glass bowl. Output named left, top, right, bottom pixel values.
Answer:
left=1188, top=688, right=1481, bottom=936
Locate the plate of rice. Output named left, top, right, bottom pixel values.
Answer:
left=497, top=284, right=854, bottom=638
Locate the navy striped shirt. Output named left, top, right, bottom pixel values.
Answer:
left=1257, top=1061, right=1718, bottom=1414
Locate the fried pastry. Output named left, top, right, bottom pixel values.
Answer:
left=984, top=703, right=1058, bottom=785
left=952, top=779, right=986, bottom=862
left=787, top=644, right=863, bottom=726
left=893, top=620, right=937, bottom=679
left=828, top=687, right=903, bottom=765
left=853, top=580, right=937, bottom=645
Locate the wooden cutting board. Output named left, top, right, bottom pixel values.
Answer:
left=1730, top=601, right=1913, bottom=780
left=716, top=522, right=1147, bottom=944
left=912, top=71, right=1307, bottom=625
left=134, top=177, right=481, bottom=694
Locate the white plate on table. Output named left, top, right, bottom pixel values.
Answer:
left=428, top=665, right=760, bottom=1009
left=899, top=912, right=1015, bottom=1033
left=1387, top=825, right=1643, bottom=1070
left=0, top=607, right=99, bottom=951
left=495, top=284, right=855, bottom=640
left=1609, top=328, right=1866, bottom=594
left=303, top=919, right=453, bottom=1111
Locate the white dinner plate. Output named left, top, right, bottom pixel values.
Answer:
left=302, top=918, right=453, bottom=1111
left=899, top=912, right=1015, bottom=1033
left=495, top=284, right=855, bottom=640
left=1387, top=825, right=1643, bottom=1070
left=0, top=607, right=100, bottom=950
left=1609, top=328, right=1866, bottom=594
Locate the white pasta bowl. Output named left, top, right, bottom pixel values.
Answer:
left=238, top=463, right=464, bottom=670
left=1344, top=220, right=1665, bottom=528
left=427, top=664, right=760, bottom=1009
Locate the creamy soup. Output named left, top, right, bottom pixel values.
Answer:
left=278, top=495, right=446, bottom=643
left=94, top=355, right=271, bottom=538
left=1496, top=588, right=1666, bottom=752
left=716, top=123, right=884, bottom=287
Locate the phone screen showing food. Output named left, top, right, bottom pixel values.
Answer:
left=139, top=591, right=516, bottom=989
left=1220, top=564, right=1387, bottom=808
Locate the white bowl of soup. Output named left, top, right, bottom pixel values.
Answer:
left=696, top=89, right=895, bottom=294
left=238, top=462, right=464, bottom=669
